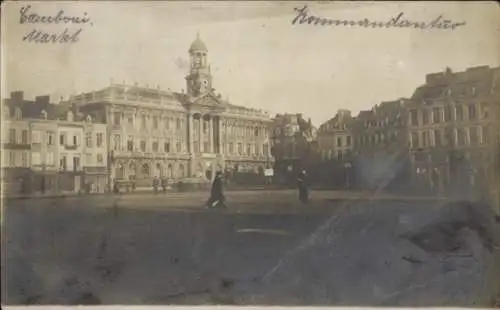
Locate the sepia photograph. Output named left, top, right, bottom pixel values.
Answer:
left=1, top=0, right=500, bottom=308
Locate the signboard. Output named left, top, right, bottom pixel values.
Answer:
left=264, top=168, right=274, bottom=177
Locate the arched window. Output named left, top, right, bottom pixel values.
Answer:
left=141, top=163, right=150, bottom=177
left=129, top=162, right=136, bottom=179
left=116, top=164, right=124, bottom=179
left=178, top=164, right=185, bottom=178
left=167, top=164, right=173, bottom=178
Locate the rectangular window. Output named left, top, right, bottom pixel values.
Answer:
left=46, top=152, right=54, bottom=166
left=457, top=128, right=466, bottom=146
left=164, top=141, right=171, bottom=153
left=96, top=133, right=103, bottom=147
left=469, top=126, right=479, bottom=145
left=337, top=151, right=343, bottom=162
left=203, top=142, right=209, bottom=153
left=85, top=132, right=92, bottom=148
left=60, top=133, right=66, bottom=146
left=9, top=151, right=15, bottom=166
left=176, top=118, right=181, bottom=130
left=468, top=103, right=477, bottom=120
left=422, top=131, right=430, bottom=147
left=238, top=143, right=243, bottom=154
left=164, top=117, right=170, bottom=129
left=97, top=154, right=104, bottom=164
left=21, top=152, right=28, bottom=167
left=73, top=135, right=78, bottom=146
left=21, top=130, right=28, bottom=144
left=422, top=109, right=429, bottom=125
left=127, top=136, right=134, bottom=151
left=73, top=157, right=80, bottom=171
left=32, top=152, right=41, bottom=166
left=336, top=137, right=342, bottom=147
left=9, top=129, right=16, bottom=143
left=481, top=125, right=490, bottom=144
left=47, top=132, right=54, bottom=145
left=142, top=115, right=147, bottom=129
left=152, top=141, right=159, bottom=152
left=114, top=112, right=121, bottom=126
left=480, top=102, right=489, bottom=119
left=153, top=116, right=158, bottom=129
left=410, top=109, right=418, bottom=126
left=432, top=107, right=442, bottom=123
left=263, top=143, right=269, bottom=156
left=247, top=144, right=252, bottom=156
left=128, top=116, right=133, bottom=126
left=140, top=140, right=146, bottom=152
left=434, top=130, right=441, bottom=146
left=444, top=106, right=452, bottom=122
left=85, top=153, right=93, bottom=166
left=31, top=130, right=41, bottom=144
left=176, top=141, right=181, bottom=152
left=346, top=136, right=351, bottom=146
left=455, top=105, right=464, bottom=121
left=113, top=134, right=121, bottom=150
left=60, top=155, right=67, bottom=170
left=411, top=132, right=420, bottom=149
left=255, top=144, right=260, bottom=156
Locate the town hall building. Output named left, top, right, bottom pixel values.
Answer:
left=71, top=35, right=274, bottom=187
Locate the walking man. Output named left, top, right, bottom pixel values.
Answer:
left=207, top=171, right=227, bottom=209
left=297, top=169, right=309, bottom=204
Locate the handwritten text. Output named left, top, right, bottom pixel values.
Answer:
left=291, top=5, right=466, bottom=30
left=20, top=5, right=93, bottom=44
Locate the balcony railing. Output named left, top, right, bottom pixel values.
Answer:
left=2, top=142, right=31, bottom=150
left=64, top=144, right=79, bottom=150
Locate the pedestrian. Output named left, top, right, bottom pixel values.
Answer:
left=161, top=177, right=167, bottom=194
left=297, top=169, right=309, bottom=204
left=153, top=176, right=159, bottom=195
left=207, top=171, right=227, bottom=209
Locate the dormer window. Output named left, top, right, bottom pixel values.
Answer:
left=86, top=115, right=92, bottom=123
left=41, top=110, right=48, bottom=120
left=67, top=111, right=74, bottom=122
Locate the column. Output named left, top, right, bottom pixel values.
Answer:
left=188, top=114, right=194, bottom=154
left=209, top=117, right=213, bottom=153
left=217, top=118, right=223, bottom=154
left=188, top=114, right=194, bottom=177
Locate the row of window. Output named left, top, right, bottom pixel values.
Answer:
left=6, top=129, right=29, bottom=144
left=356, top=132, right=400, bottom=146
left=114, top=112, right=186, bottom=131
left=410, top=125, right=490, bottom=149
left=4, top=151, right=29, bottom=167
left=112, top=112, right=270, bottom=138
left=321, top=150, right=350, bottom=162
left=6, top=129, right=105, bottom=149
left=115, top=162, right=186, bottom=179
left=409, top=102, right=489, bottom=127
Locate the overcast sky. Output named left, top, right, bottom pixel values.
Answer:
left=2, top=1, right=499, bottom=125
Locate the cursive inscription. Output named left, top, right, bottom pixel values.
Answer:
left=20, top=5, right=93, bottom=44
left=291, top=5, right=466, bottom=30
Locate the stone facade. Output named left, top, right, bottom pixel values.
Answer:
left=407, top=66, right=500, bottom=196
left=73, top=36, right=273, bottom=187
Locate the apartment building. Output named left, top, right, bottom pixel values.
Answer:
left=407, top=66, right=500, bottom=195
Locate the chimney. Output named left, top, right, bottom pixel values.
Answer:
left=11, top=91, right=24, bottom=103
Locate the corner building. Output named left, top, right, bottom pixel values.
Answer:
left=73, top=36, right=273, bottom=186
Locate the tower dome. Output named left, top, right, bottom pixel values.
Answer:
left=189, top=33, right=208, bottom=53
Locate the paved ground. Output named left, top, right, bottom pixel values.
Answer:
left=4, top=190, right=492, bottom=306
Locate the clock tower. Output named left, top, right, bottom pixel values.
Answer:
left=185, top=34, right=212, bottom=97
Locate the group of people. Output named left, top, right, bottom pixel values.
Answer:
left=205, top=168, right=310, bottom=209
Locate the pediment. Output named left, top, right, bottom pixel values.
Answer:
left=192, top=92, right=223, bottom=107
